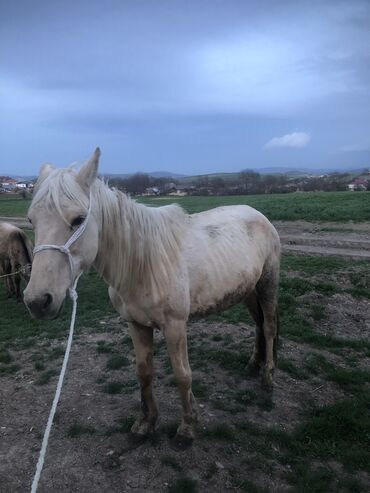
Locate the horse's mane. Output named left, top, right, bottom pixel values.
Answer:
left=31, top=167, right=188, bottom=297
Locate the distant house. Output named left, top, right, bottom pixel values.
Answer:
left=143, top=187, right=160, bottom=196
left=167, top=184, right=195, bottom=196
left=348, top=178, right=368, bottom=191
left=16, top=182, right=27, bottom=189
left=0, top=176, right=18, bottom=192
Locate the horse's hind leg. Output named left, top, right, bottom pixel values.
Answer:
left=256, top=275, right=279, bottom=390
left=164, top=320, right=198, bottom=445
left=129, top=322, right=158, bottom=436
left=245, top=291, right=265, bottom=373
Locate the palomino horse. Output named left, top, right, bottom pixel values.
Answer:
left=0, top=222, right=33, bottom=299
left=24, top=149, right=280, bottom=444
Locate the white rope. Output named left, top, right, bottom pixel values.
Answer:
left=30, top=193, right=92, bottom=492
left=30, top=276, right=80, bottom=493
left=0, top=264, right=32, bottom=279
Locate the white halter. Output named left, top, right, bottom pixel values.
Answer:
left=33, top=194, right=93, bottom=300
left=30, top=193, right=92, bottom=493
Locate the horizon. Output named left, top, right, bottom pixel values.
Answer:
left=2, top=163, right=369, bottom=181
left=1, top=0, right=370, bottom=175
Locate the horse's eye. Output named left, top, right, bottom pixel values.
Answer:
left=27, top=217, right=32, bottom=225
left=71, top=216, right=85, bottom=228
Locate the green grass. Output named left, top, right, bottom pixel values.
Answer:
left=281, top=254, right=370, bottom=274
left=67, top=421, right=95, bottom=438
left=0, top=270, right=115, bottom=351
left=278, top=358, right=307, bottom=380
left=103, top=380, right=125, bottom=394
left=304, top=353, right=370, bottom=394
left=0, top=195, right=32, bottom=216
left=34, top=368, right=56, bottom=385
left=139, top=191, right=370, bottom=222
left=1, top=191, right=369, bottom=222
left=106, top=354, right=130, bottom=370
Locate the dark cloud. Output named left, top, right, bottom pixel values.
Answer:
left=0, top=0, right=369, bottom=174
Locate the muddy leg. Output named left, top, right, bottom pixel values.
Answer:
left=14, top=274, right=22, bottom=301
left=6, top=276, right=15, bottom=298
left=164, top=320, right=198, bottom=445
left=259, top=300, right=278, bottom=390
left=129, top=322, right=158, bottom=436
left=245, top=291, right=265, bottom=373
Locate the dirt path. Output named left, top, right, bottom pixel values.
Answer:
left=274, top=221, right=370, bottom=259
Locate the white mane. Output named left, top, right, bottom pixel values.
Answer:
left=31, top=167, right=188, bottom=297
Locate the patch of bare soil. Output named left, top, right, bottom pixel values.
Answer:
left=299, top=292, right=370, bottom=341
left=274, top=221, right=370, bottom=258
left=1, top=306, right=368, bottom=493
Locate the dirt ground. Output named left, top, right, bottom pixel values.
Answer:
left=1, top=291, right=370, bottom=493
left=0, top=221, right=369, bottom=492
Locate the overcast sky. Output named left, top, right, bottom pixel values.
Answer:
left=1, top=0, right=369, bottom=175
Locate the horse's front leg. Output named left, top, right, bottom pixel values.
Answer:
left=129, top=322, right=158, bottom=436
left=164, top=320, right=198, bottom=445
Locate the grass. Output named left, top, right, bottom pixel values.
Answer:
left=0, top=269, right=115, bottom=351
left=1, top=191, right=369, bottom=222
left=67, top=421, right=96, bottom=438
left=1, top=195, right=369, bottom=492
left=106, top=354, right=130, bottom=370
left=34, top=368, right=56, bottom=385
left=103, top=380, right=125, bottom=394
left=0, top=195, right=32, bottom=216
left=138, top=192, right=370, bottom=222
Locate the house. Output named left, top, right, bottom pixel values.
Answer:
left=143, top=187, right=160, bottom=196
left=348, top=178, right=369, bottom=191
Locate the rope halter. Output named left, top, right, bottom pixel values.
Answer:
left=32, top=193, right=93, bottom=301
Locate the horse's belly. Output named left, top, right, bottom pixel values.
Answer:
left=188, top=254, right=262, bottom=317
left=186, top=215, right=269, bottom=317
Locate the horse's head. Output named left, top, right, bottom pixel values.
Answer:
left=24, top=148, right=101, bottom=319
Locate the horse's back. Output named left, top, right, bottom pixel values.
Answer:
left=185, top=205, right=280, bottom=317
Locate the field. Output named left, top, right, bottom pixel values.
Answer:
left=0, top=190, right=370, bottom=221
left=0, top=192, right=370, bottom=492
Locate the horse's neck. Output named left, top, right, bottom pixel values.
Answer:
left=93, top=183, right=186, bottom=298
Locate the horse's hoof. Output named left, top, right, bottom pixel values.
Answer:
left=130, top=418, right=156, bottom=436
left=261, top=370, right=274, bottom=391
left=128, top=432, right=149, bottom=446
left=246, top=359, right=261, bottom=377
left=170, top=433, right=194, bottom=451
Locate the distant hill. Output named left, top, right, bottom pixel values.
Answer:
left=8, top=165, right=369, bottom=182
left=102, top=171, right=187, bottom=179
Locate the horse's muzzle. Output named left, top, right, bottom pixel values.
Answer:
left=23, top=291, right=62, bottom=320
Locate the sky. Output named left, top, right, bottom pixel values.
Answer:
left=1, top=0, right=370, bottom=176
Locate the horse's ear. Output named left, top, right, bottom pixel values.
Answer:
left=38, top=163, right=55, bottom=181
left=76, top=147, right=101, bottom=190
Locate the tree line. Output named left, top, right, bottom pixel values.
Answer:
left=104, top=170, right=369, bottom=195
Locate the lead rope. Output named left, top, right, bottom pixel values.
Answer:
left=30, top=193, right=92, bottom=492
left=30, top=275, right=80, bottom=493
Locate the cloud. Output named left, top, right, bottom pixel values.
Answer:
left=339, top=143, right=369, bottom=152
left=265, top=132, right=311, bottom=149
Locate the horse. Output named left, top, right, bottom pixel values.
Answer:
left=0, top=222, right=33, bottom=300
left=24, top=148, right=280, bottom=444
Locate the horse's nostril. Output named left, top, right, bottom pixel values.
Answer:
left=43, top=293, right=53, bottom=309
